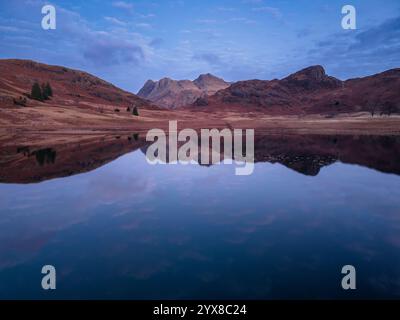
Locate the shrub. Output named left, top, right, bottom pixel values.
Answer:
left=13, top=96, right=27, bottom=107
left=132, top=106, right=139, bottom=116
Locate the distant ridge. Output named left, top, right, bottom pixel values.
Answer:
left=137, top=73, right=230, bottom=109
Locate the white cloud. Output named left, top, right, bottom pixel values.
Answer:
left=112, top=1, right=134, bottom=11
left=140, top=13, right=156, bottom=19
left=104, top=16, right=127, bottom=26
left=136, top=23, right=152, bottom=29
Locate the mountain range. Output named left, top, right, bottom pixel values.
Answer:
left=137, top=73, right=230, bottom=109
left=1, top=59, right=399, bottom=124
left=191, top=65, right=400, bottom=116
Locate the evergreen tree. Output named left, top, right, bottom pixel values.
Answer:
left=132, top=106, right=139, bottom=116
left=31, top=82, right=43, bottom=101
left=45, top=82, right=53, bottom=97
left=41, top=83, right=49, bottom=100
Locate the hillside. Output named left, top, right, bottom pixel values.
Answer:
left=0, top=59, right=167, bottom=130
left=0, top=59, right=155, bottom=110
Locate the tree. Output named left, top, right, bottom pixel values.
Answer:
left=40, top=82, right=53, bottom=100
left=45, top=82, right=53, bottom=97
left=132, top=106, right=139, bottom=116
left=367, top=99, right=379, bottom=117
left=41, top=83, right=49, bottom=100
left=381, top=101, right=397, bottom=117
left=31, top=82, right=43, bottom=101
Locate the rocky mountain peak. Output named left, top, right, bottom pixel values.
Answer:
left=137, top=73, right=230, bottom=108
left=283, top=65, right=342, bottom=90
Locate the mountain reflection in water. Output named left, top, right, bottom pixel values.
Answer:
left=1, top=134, right=399, bottom=183
left=0, top=133, right=399, bottom=299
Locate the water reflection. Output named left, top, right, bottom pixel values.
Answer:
left=1, top=134, right=399, bottom=183
left=17, top=147, right=57, bottom=166
left=0, top=133, right=399, bottom=299
left=0, top=133, right=145, bottom=184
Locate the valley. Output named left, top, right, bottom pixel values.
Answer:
left=0, top=59, right=399, bottom=137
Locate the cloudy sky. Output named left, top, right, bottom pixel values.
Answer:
left=0, top=0, right=399, bottom=92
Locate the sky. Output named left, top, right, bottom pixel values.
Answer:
left=0, top=0, right=399, bottom=93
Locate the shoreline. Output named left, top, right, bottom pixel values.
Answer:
left=1, top=114, right=400, bottom=138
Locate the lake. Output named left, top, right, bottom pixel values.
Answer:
left=0, top=133, right=399, bottom=299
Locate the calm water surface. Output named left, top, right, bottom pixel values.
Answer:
left=0, top=134, right=400, bottom=299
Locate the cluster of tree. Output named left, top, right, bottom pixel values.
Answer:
left=33, top=148, right=57, bottom=166
left=367, top=100, right=399, bottom=117
left=380, top=102, right=399, bottom=116
left=30, top=82, right=53, bottom=101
